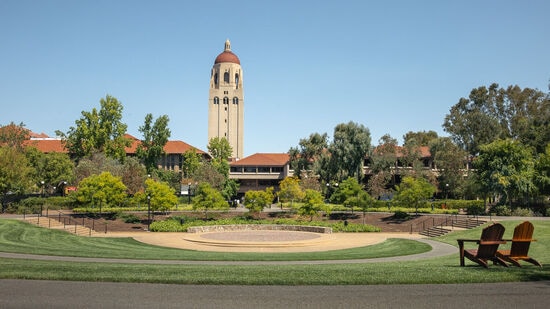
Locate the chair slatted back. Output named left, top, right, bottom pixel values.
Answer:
left=476, top=223, right=505, bottom=258
left=510, top=221, right=534, bottom=258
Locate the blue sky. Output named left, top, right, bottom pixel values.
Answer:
left=1, top=0, right=549, bottom=156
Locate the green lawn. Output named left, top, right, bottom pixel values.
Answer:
left=0, top=219, right=549, bottom=285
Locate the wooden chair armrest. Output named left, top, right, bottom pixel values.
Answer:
left=506, top=239, right=537, bottom=242
left=456, top=239, right=480, bottom=243
left=479, top=240, right=506, bottom=245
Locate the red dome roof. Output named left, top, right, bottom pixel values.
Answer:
left=214, top=51, right=240, bottom=64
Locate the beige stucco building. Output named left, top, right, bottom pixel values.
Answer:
left=208, top=39, right=244, bottom=159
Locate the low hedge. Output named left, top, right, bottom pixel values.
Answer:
left=149, top=217, right=381, bottom=233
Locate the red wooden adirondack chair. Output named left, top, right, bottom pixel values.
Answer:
left=457, top=223, right=508, bottom=268
left=496, top=221, right=542, bottom=267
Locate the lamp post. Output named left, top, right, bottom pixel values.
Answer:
left=147, top=195, right=151, bottom=231
left=40, top=181, right=45, bottom=217
left=188, top=182, right=192, bottom=204
left=445, top=183, right=449, bottom=209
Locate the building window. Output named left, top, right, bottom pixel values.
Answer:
left=230, top=167, right=243, bottom=173
left=272, top=167, right=283, bottom=173
left=244, top=167, right=256, bottom=173
left=214, top=73, right=218, bottom=85
left=233, top=97, right=239, bottom=104
left=258, top=167, right=270, bottom=173
left=235, top=73, right=239, bottom=89
left=224, top=72, right=229, bottom=83
left=213, top=97, right=219, bottom=104
left=223, top=97, right=229, bottom=104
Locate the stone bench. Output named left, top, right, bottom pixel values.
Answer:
left=187, top=224, right=332, bottom=234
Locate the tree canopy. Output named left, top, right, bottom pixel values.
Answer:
left=74, top=172, right=127, bottom=208
left=137, top=113, right=171, bottom=173
left=330, top=121, right=371, bottom=181
left=192, top=182, right=229, bottom=219
left=57, top=95, right=130, bottom=161
left=443, top=83, right=550, bottom=155
left=474, top=139, right=536, bottom=205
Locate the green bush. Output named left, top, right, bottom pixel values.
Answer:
left=491, top=205, right=512, bottom=216
left=510, top=207, right=535, bottom=217
left=118, top=213, right=142, bottom=224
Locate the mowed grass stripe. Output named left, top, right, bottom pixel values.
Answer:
left=0, top=219, right=428, bottom=261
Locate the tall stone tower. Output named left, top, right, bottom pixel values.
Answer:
left=208, top=39, right=244, bottom=159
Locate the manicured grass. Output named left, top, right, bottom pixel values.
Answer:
left=0, top=219, right=549, bottom=285
left=0, top=219, right=426, bottom=261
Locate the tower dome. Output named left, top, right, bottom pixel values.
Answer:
left=214, top=39, right=240, bottom=64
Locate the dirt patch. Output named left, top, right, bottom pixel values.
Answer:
left=89, top=211, right=435, bottom=233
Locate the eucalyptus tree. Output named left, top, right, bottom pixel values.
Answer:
left=289, top=132, right=329, bottom=179
left=329, top=121, right=371, bottom=181
left=443, top=83, right=550, bottom=156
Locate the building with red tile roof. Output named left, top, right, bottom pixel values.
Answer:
left=229, top=153, right=292, bottom=195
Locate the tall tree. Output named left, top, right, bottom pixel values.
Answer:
left=429, top=137, right=468, bottom=198
left=367, top=134, right=398, bottom=197
left=57, top=95, right=130, bottom=161
left=474, top=139, right=536, bottom=206
left=182, top=149, right=202, bottom=179
left=403, top=130, right=438, bottom=147
left=137, top=114, right=171, bottom=173
left=207, top=137, right=232, bottom=177
left=443, top=83, right=550, bottom=155
left=206, top=137, right=238, bottom=199
left=329, top=121, right=371, bottom=181
left=289, top=132, right=329, bottom=178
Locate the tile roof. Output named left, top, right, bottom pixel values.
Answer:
left=23, top=139, right=67, bottom=153
left=19, top=133, right=206, bottom=156
left=124, top=134, right=207, bottom=155
left=230, top=153, right=289, bottom=166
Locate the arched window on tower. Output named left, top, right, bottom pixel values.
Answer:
left=223, top=97, right=229, bottom=104
left=233, top=97, right=239, bottom=104
left=214, top=73, right=218, bottom=85
left=235, top=73, right=239, bottom=89
left=213, top=97, right=219, bottom=105
left=224, top=72, right=229, bottom=83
